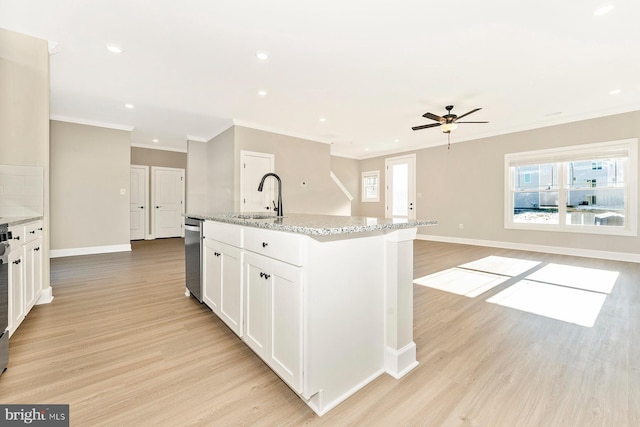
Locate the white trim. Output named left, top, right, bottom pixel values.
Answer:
left=200, top=121, right=235, bottom=142
left=385, top=342, right=419, bottom=379
left=233, top=119, right=332, bottom=145
left=330, top=171, right=353, bottom=201
left=36, top=287, right=54, bottom=305
left=186, top=134, right=209, bottom=143
left=416, top=233, right=640, bottom=263
left=50, top=115, right=134, bottom=131
left=130, top=142, right=188, bottom=153
left=50, top=244, right=132, bottom=258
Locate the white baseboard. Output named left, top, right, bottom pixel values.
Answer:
left=417, top=234, right=640, bottom=263
left=50, top=244, right=131, bottom=258
left=36, top=287, right=54, bottom=304
left=385, top=342, right=419, bottom=379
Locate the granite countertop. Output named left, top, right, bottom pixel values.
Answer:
left=0, top=215, right=43, bottom=227
left=187, top=212, right=438, bottom=236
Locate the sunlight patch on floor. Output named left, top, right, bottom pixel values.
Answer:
left=525, top=263, right=619, bottom=294
left=459, top=255, right=541, bottom=277
left=414, top=268, right=510, bottom=297
left=486, top=280, right=609, bottom=327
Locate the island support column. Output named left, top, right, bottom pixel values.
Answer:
left=384, top=227, right=418, bottom=378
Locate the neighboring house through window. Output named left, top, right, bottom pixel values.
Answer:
left=504, top=138, right=638, bottom=236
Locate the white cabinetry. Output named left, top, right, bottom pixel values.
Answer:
left=203, top=238, right=243, bottom=336
left=7, top=248, right=25, bottom=335
left=7, top=220, right=43, bottom=337
left=243, top=251, right=302, bottom=393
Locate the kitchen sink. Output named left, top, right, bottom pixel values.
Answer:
left=232, top=214, right=279, bottom=220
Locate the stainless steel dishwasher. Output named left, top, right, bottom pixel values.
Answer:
left=184, top=217, right=203, bottom=303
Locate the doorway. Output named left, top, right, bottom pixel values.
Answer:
left=385, top=154, right=416, bottom=219
left=151, top=166, right=185, bottom=238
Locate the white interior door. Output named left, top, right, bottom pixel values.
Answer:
left=240, top=151, right=275, bottom=213
left=130, top=165, right=148, bottom=240
left=385, top=154, right=416, bottom=219
left=152, top=166, right=185, bottom=238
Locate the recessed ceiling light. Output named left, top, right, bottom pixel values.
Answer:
left=152, top=139, right=159, bottom=143
left=593, top=3, right=614, bottom=16
left=257, top=90, right=268, bottom=96
left=319, top=117, right=326, bottom=122
left=124, top=103, right=134, bottom=109
left=256, top=51, right=269, bottom=60
left=609, top=89, right=621, bottom=95
left=106, top=43, right=123, bottom=54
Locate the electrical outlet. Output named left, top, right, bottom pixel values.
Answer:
left=459, top=223, right=464, bottom=230
left=120, top=188, right=126, bottom=195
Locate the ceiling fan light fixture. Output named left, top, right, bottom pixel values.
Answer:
left=441, top=123, right=457, bottom=132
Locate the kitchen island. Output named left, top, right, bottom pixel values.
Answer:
left=186, top=212, right=437, bottom=415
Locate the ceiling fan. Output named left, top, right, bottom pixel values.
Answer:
left=412, top=105, right=489, bottom=148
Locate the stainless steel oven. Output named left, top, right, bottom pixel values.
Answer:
left=0, top=223, right=10, bottom=376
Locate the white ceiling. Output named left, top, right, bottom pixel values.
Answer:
left=1, top=1, right=639, bottom=159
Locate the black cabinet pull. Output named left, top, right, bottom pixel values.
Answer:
left=38, top=227, right=43, bottom=231
left=262, top=242, right=268, bottom=248
left=14, top=236, right=20, bottom=241
left=29, top=230, right=36, bottom=234
left=259, top=272, right=270, bottom=279
left=214, top=252, right=221, bottom=257
left=34, top=247, right=40, bottom=251
left=13, top=259, right=21, bottom=265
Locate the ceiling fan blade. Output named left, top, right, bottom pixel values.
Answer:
left=456, top=121, right=489, bottom=124
left=411, top=123, right=442, bottom=131
left=455, top=108, right=481, bottom=120
left=422, top=112, right=444, bottom=122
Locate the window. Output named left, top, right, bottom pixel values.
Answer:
left=361, top=170, right=380, bottom=202
left=505, top=139, right=638, bottom=236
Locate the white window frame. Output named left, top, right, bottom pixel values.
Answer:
left=504, top=138, right=638, bottom=236
left=361, top=170, right=380, bottom=202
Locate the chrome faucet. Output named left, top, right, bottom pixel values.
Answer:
left=257, top=173, right=283, bottom=217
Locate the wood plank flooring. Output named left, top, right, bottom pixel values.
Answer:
left=0, top=238, right=638, bottom=426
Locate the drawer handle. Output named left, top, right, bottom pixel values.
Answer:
left=262, top=242, right=269, bottom=248
left=13, top=259, right=21, bottom=265
left=38, top=227, right=43, bottom=231
left=214, top=252, right=221, bottom=257
left=13, top=236, right=20, bottom=241
left=29, top=230, right=36, bottom=234
left=34, top=247, right=40, bottom=251
left=259, top=272, right=271, bottom=280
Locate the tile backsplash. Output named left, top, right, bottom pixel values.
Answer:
left=0, top=165, right=44, bottom=217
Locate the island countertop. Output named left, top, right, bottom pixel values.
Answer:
left=186, top=212, right=437, bottom=236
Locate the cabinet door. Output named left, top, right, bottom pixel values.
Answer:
left=24, top=238, right=42, bottom=312
left=243, top=252, right=269, bottom=357
left=203, top=238, right=222, bottom=313
left=269, top=260, right=303, bottom=393
left=8, top=249, right=25, bottom=337
left=218, top=243, right=243, bottom=337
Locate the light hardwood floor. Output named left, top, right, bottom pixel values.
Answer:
left=0, top=238, right=638, bottom=426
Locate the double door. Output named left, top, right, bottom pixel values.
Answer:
left=243, top=252, right=303, bottom=393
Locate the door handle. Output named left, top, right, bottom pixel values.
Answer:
left=139, top=206, right=144, bottom=209
left=155, top=206, right=161, bottom=208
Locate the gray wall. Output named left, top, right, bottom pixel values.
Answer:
left=206, top=126, right=235, bottom=213
left=331, top=155, right=360, bottom=213
left=186, top=140, right=207, bottom=213
left=131, top=147, right=186, bottom=169
left=50, top=120, right=131, bottom=250
left=0, top=28, right=51, bottom=290
left=353, top=110, right=640, bottom=257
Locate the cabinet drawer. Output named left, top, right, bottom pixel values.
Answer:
left=244, top=228, right=304, bottom=266
left=24, top=221, right=43, bottom=244
left=7, top=226, right=25, bottom=249
left=203, top=221, right=243, bottom=247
